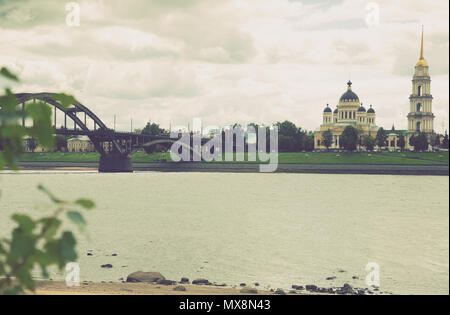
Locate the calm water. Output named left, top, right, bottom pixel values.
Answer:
left=0, top=171, right=448, bottom=295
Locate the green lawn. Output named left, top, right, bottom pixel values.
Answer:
left=18, top=151, right=449, bottom=166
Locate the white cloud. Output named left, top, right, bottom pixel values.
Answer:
left=0, top=0, right=448, bottom=133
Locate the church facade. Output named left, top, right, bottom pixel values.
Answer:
left=406, top=27, right=435, bottom=150
left=314, top=81, right=379, bottom=150
left=313, top=27, right=435, bottom=151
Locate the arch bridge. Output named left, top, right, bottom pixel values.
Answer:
left=14, top=93, right=175, bottom=172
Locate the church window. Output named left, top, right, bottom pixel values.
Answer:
left=416, top=122, right=421, bottom=132
left=417, top=103, right=422, bottom=112
left=418, top=86, right=422, bottom=96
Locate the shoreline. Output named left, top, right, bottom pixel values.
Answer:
left=13, top=161, right=450, bottom=176
left=33, top=281, right=286, bottom=296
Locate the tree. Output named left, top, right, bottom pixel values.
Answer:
left=442, top=131, right=449, bottom=149
left=275, top=121, right=306, bottom=152
left=398, top=133, right=406, bottom=151
left=55, top=135, right=68, bottom=152
left=322, top=129, right=333, bottom=151
left=341, top=126, right=358, bottom=151
left=375, top=128, right=387, bottom=150
left=142, top=122, right=164, bottom=136
left=0, top=67, right=94, bottom=294
left=412, top=133, right=429, bottom=151
left=27, top=137, right=37, bottom=153
left=432, top=134, right=441, bottom=149
left=363, top=135, right=376, bottom=151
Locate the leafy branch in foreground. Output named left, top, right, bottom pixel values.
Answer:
left=0, top=189, right=94, bottom=295
left=0, top=67, right=95, bottom=295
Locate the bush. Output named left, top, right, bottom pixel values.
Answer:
left=0, top=67, right=94, bottom=294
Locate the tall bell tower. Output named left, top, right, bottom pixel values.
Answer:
left=407, top=26, right=435, bottom=149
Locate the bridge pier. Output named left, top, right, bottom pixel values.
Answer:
left=98, top=153, right=133, bottom=173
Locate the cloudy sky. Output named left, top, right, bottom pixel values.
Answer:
left=1, top=0, right=448, bottom=133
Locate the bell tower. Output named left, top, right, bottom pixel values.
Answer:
left=407, top=26, right=435, bottom=149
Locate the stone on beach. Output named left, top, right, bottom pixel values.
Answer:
left=101, top=264, right=113, bottom=269
left=157, top=279, right=176, bottom=286
left=180, top=277, right=189, bottom=284
left=192, top=279, right=211, bottom=285
left=240, top=287, right=258, bottom=294
left=173, top=285, right=187, bottom=292
left=274, top=289, right=286, bottom=295
left=126, top=271, right=165, bottom=283
left=305, top=285, right=318, bottom=292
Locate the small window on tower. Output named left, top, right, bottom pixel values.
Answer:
left=418, top=86, right=422, bottom=96
left=417, top=103, right=422, bottom=112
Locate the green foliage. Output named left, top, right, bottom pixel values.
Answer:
left=442, top=131, right=449, bottom=149
left=410, top=133, right=429, bottom=151
left=341, top=126, right=358, bottom=151
left=0, top=192, right=94, bottom=294
left=363, top=135, right=376, bottom=151
left=142, top=122, right=165, bottom=136
left=0, top=67, right=94, bottom=295
left=375, top=128, right=387, bottom=150
left=398, top=133, right=406, bottom=151
left=275, top=121, right=314, bottom=152
left=322, top=129, right=333, bottom=150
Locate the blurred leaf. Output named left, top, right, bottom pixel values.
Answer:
left=52, top=93, right=77, bottom=110
left=7, top=229, right=35, bottom=263
left=60, top=232, right=77, bottom=262
left=67, top=211, right=86, bottom=231
left=2, top=285, right=24, bottom=295
left=75, top=199, right=95, bottom=210
left=37, top=185, right=64, bottom=204
left=39, top=218, right=62, bottom=241
left=0, top=88, right=18, bottom=112
left=15, top=264, right=35, bottom=291
left=26, top=101, right=54, bottom=149
left=0, top=67, right=19, bottom=82
left=11, top=214, right=36, bottom=236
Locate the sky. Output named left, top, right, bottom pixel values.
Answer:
left=0, top=0, right=449, bottom=133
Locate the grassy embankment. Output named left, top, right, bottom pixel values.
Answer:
left=18, top=151, right=449, bottom=166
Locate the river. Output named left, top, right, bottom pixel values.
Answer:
left=0, top=171, right=448, bottom=295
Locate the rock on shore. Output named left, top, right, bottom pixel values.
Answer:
left=126, top=271, right=165, bottom=283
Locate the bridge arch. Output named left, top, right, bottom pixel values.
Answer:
left=14, top=93, right=124, bottom=155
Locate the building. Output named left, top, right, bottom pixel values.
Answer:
left=22, top=137, right=52, bottom=153
left=314, top=27, right=436, bottom=151
left=314, top=81, right=379, bottom=150
left=67, top=136, right=96, bottom=152
left=406, top=26, right=435, bottom=150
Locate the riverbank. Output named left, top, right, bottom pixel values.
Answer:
left=34, top=281, right=277, bottom=295
left=14, top=161, right=450, bottom=176
left=18, top=152, right=450, bottom=165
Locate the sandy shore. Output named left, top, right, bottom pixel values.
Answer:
left=34, top=281, right=295, bottom=295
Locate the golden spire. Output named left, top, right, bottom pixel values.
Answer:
left=420, top=25, right=424, bottom=60
left=416, top=25, right=428, bottom=67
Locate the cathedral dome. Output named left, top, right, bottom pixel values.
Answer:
left=323, top=104, right=332, bottom=113
left=340, top=81, right=359, bottom=102
left=357, top=104, right=366, bottom=112
left=333, top=108, right=338, bottom=114
left=367, top=105, right=375, bottom=114
left=416, top=58, right=428, bottom=67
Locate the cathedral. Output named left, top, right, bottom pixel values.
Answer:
left=314, top=27, right=435, bottom=151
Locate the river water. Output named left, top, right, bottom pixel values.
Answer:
left=0, top=171, right=448, bottom=295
